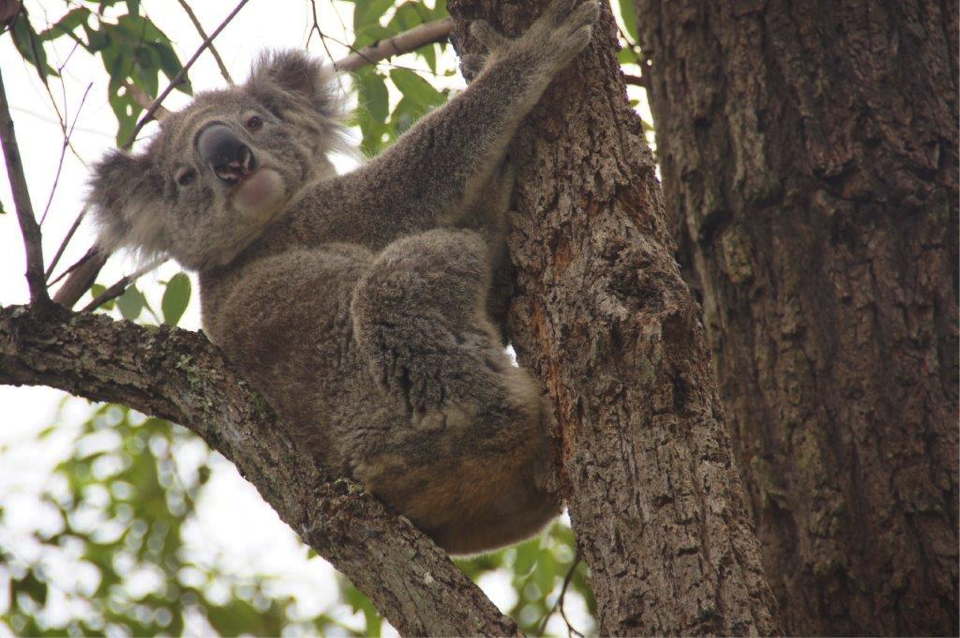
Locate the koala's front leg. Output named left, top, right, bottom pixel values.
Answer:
left=336, top=0, right=600, bottom=246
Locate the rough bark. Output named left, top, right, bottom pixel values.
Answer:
left=635, top=0, right=959, bottom=635
left=0, top=304, right=520, bottom=638
left=449, top=1, right=781, bottom=635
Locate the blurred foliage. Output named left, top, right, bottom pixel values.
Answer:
left=1, top=0, right=653, bottom=634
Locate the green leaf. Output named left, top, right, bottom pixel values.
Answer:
left=357, top=70, right=390, bottom=124
left=206, top=599, right=267, bottom=637
left=535, top=550, right=556, bottom=594
left=161, top=273, right=191, bottom=326
left=389, top=68, right=444, bottom=108
left=151, top=41, right=192, bottom=95
left=618, top=0, right=639, bottom=42
left=513, top=539, right=539, bottom=576
left=11, top=12, right=58, bottom=81
left=82, top=23, right=111, bottom=53
left=618, top=46, right=639, bottom=66
left=116, top=285, right=146, bottom=321
left=352, top=0, right=394, bottom=33
left=13, top=570, right=48, bottom=605
left=388, top=3, right=423, bottom=32
left=37, top=8, right=91, bottom=41
left=343, top=582, right=382, bottom=638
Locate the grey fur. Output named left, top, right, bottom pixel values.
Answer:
left=88, top=0, right=599, bottom=554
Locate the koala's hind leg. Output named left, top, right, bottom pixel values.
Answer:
left=350, top=229, right=536, bottom=437
left=351, top=231, right=561, bottom=552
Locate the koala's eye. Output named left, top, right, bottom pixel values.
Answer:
left=176, top=168, right=197, bottom=187
left=244, top=114, right=264, bottom=131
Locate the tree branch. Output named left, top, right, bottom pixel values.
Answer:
left=0, top=65, right=48, bottom=304
left=0, top=303, right=521, bottom=637
left=175, top=0, right=234, bottom=84
left=336, top=17, right=453, bottom=72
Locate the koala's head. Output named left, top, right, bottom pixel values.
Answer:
left=88, top=50, right=347, bottom=271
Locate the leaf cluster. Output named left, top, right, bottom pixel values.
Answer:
left=9, top=0, right=190, bottom=145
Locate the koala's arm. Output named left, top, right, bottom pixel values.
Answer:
left=317, top=0, right=598, bottom=246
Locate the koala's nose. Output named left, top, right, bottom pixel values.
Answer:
left=196, top=123, right=257, bottom=185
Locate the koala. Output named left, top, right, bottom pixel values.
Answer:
left=87, top=0, right=599, bottom=554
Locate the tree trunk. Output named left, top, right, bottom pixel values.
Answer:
left=449, top=2, right=781, bottom=635
left=635, top=0, right=959, bottom=635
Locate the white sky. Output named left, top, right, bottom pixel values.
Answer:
left=0, top=1, right=648, bottom=633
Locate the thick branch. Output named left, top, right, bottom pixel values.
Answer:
left=0, top=304, right=520, bottom=638
left=0, top=66, right=48, bottom=303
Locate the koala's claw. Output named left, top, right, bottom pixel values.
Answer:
left=548, top=0, right=599, bottom=26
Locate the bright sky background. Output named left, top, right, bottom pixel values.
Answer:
left=0, top=1, right=648, bottom=633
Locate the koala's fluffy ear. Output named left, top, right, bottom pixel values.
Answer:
left=87, top=149, right=169, bottom=259
left=246, top=50, right=345, bottom=121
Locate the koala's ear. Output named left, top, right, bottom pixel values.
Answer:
left=245, top=50, right=344, bottom=120
left=87, top=149, right=169, bottom=259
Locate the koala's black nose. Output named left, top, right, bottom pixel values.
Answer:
left=196, top=123, right=257, bottom=185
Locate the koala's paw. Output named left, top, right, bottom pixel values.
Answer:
left=524, top=0, right=600, bottom=70
left=465, top=0, right=598, bottom=81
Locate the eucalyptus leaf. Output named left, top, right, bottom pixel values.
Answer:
left=358, top=70, right=390, bottom=124
left=116, top=285, right=146, bottom=321
left=11, top=12, right=58, bottom=81
left=389, top=68, right=444, bottom=108
left=161, top=273, right=191, bottom=326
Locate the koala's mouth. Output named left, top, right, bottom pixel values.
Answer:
left=215, top=146, right=258, bottom=186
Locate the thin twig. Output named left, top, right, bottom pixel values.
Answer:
left=45, top=83, right=165, bottom=285
left=52, top=247, right=106, bottom=307
left=40, top=82, right=92, bottom=225
left=0, top=65, right=48, bottom=303
left=124, top=81, right=171, bottom=118
left=335, top=17, right=454, bottom=72
left=123, top=0, right=251, bottom=149
left=81, top=257, right=165, bottom=312
left=45, top=204, right=88, bottom=282
left=176, top=0, right=234, bottom=85
left=306, top=0, right=339, bottom=68
left=537, top=555, right=584, bottom=638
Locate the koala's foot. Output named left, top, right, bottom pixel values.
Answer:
left=351, top=229, right=538, bottom=438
